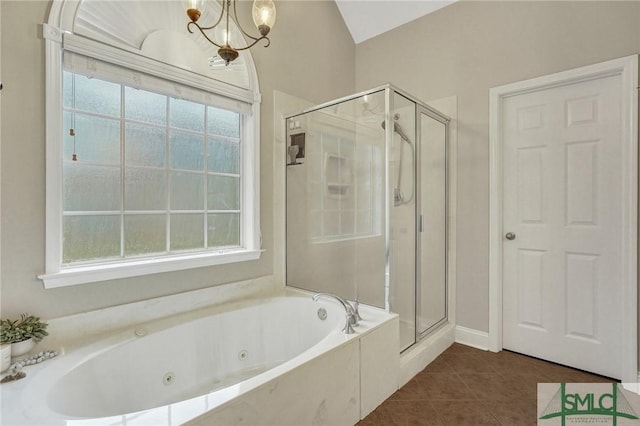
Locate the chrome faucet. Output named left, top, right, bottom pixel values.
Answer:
left=352, top=296, right=362, bottom=323
left=312, top=293, right=358, bottom=334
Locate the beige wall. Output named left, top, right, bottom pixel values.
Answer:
left=0, top=0, right=355, bottom=319
left=3, top=0, right=638, bottom=337
left=355, top=1, right=640, bottom=332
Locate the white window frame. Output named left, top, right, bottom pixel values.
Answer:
left=39, top=25, right=262, bottom=289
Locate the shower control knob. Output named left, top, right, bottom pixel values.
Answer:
left=505, top=232, right=516, bottom=241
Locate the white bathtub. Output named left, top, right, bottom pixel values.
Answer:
left=2, top=293, right=399, bottom=425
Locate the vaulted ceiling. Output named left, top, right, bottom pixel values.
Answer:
left=334, top=0, right=456, bottom=44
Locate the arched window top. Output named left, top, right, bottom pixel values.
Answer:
left=47, top=0, right=258, bottom=93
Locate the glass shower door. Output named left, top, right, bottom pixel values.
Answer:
left=389, top=93, right=417, bottom=351
left=285, top=91, right=387, bottom=310
left=417, top=107, right=447, bottom=337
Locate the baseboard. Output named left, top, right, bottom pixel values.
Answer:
left=454, top=325, right=489, bottom=351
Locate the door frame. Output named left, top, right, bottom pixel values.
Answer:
left=488, top=55, right=638, bottom=385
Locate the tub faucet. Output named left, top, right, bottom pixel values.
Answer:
left=352, top=297, right=362, bottom=323
left=312, top=293, right=357, bottom=334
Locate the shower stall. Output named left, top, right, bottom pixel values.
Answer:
left=285, top=85, right=449, bottom=351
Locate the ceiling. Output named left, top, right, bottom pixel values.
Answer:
left=334, top=0, right=456, bottom=44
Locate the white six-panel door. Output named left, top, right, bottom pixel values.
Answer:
left=501, top=73, right=624, bottom=378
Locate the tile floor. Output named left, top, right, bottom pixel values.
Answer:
left=358, top=343, right=615, bottom=425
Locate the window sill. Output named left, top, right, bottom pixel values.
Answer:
left=38, top=249, right=263, bottom=289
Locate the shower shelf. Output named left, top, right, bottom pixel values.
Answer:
left=326, top=183, right=350, bottom=198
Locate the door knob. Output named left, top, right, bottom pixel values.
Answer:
left=505, top=232, right=516, bottom=240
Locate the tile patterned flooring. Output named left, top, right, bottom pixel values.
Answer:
left=358, top=343, right=615, bottom=425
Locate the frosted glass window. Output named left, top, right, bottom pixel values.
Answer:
left=125, top=87, right=167, bottom=125
left=63, top=71, right=73, bottom=111
left=64, top=73, right=120, bottom=117
left=171, top=214, right=204, bottom=251
left=171, top=98, right=205, bottom=132
left=125, top=123, right=167, bottom=168
left=63, top=164, right=120, bottom=211
left=171, top=131, right=205, bottom=171
left=60, top=71, right=247, bottom=266
left=124, top=215, right=166, bottom=256
left=208, top=106, right=240, bottom=138
left=208, top=175, right=239, bottom=210
left=63, top=215, right=120, bottom=263
left=208, top=137, right=239, bottom=174
left=171, top=172, right=204, bottom=210
left=125, top=168, right=167, bottom=211
left=208, top=213, right=240, bottom=247
left=63, top=112, right=120, bottom=164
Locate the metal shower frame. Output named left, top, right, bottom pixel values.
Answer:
left=285, top=84, right=451, bottom=349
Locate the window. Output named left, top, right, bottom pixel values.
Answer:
left=41, top=29, right=261, bottom=288
left=62, top=71, right=242, bottom=265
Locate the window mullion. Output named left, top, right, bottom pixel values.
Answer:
left=239, top=115, right=244, bottom=248
left=338, top=138, right=342, bottom=236
left=166, top=97, right=171, bottom=253
left=204, top=106, right=209, bottom=249
left=320, top=132, right=325, bottom=239
left=120, top=84, right=126, bottom=259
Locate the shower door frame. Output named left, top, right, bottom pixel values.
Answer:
left=414, top=103, right=451, bottom=342
left=284, top=85, right=392, bottom=309
left=284, top=84, right=451, bottom=349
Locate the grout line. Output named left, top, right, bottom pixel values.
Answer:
left=363, top=343, right=615, bottom=425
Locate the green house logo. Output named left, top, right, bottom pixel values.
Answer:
left=540, top=383, right=639, bottom=425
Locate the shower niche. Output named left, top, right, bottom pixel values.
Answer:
left=285, top=85, right=449, bottom=351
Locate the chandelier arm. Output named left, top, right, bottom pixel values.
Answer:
left=234, top=36, right=270, bottom=51
left=187, top=22, right=225, bottom=49
left=192, top=0, right=226, bottom=32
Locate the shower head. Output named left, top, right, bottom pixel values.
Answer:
left=381, top=120, right=411, bottom=144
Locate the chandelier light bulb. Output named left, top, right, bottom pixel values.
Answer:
left=252, top=0, right=276, bottom=36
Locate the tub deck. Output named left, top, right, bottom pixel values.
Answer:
left=1, top=289, right=399, bottom=426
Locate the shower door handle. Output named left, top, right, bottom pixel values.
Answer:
left=505, top=232, right=516, bottom=240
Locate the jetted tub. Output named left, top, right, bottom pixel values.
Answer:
left=2, top=294, right=399, bottom=425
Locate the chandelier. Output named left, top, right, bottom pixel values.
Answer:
left=186, top=0, right=276, bottom=66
